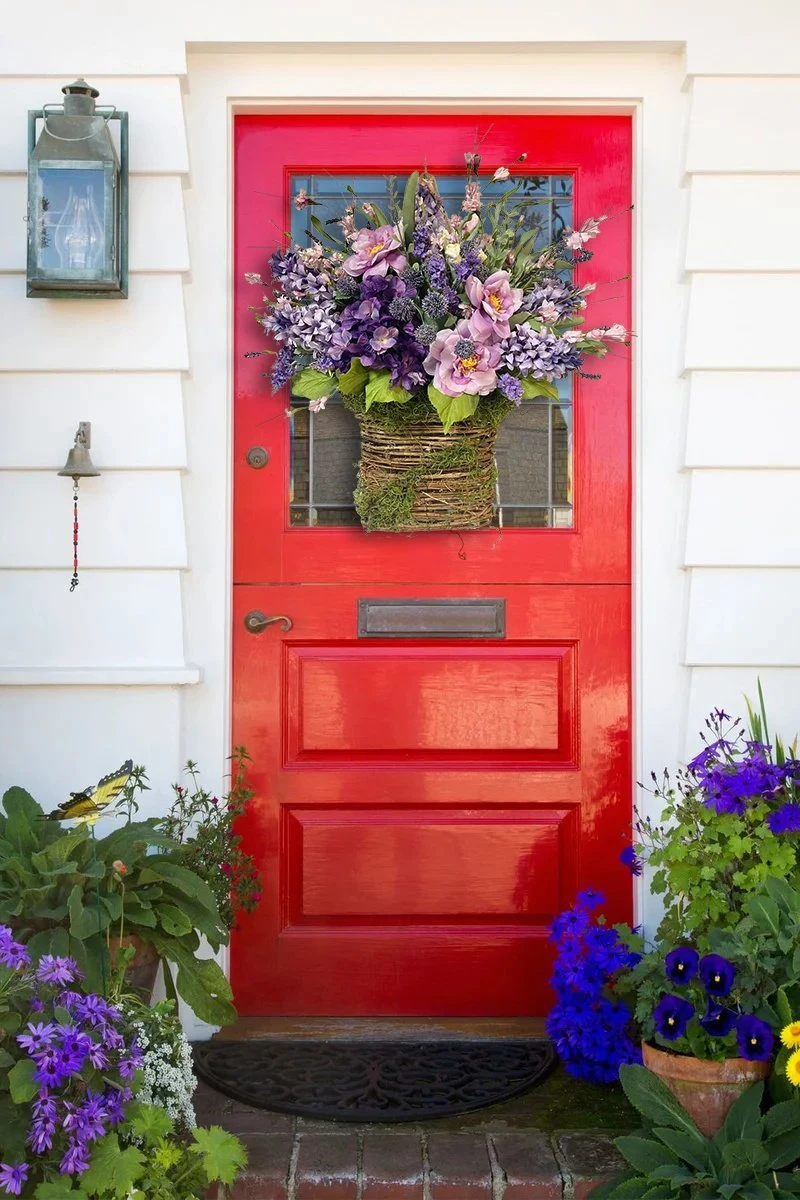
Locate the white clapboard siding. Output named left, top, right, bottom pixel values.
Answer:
left=686, top=471, right=800, bottom=566
left=686, top=569, right=800, bottom=666
left=0, top=685, right=182, bottom=820
left=0, top=175, right=189, bottom=274
left=685, top=274, right=800, bottom=370
left=0, top=374, right=187, bottom=470
left=686, top=176, right=800, bottom=272
left=0, top=77, right=188, bottom=175
left=0, top=570, right=186, bottom=667
left=0, top=472, right=187, bottom=568
left=687, top=77, right=800, bottom=173
left=686, top=666, right=800, bottom=761
left=0, top=275, right=189, bottom=371
left=685, top=373, right=800, bottom=468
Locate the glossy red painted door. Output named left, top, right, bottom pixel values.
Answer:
left=232, top=115, right=632, bottom=1015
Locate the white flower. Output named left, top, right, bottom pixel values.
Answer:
left=492, top=167, right=510, bottom=181
left=538, top=301, right=560, bottom=325
left=309, top=396, right=328, bottom=413
left=562, top=330, right=583, bottom=344
left=564, top=230, right=585, bottom=250
left=444, top=242, right=462, bottom=263
left=244, top=273, right=263, bottom=285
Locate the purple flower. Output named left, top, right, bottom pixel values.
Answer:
left=369, top=325, right=399, bottom=353
left=523, top=277, right=585, bottom=321
left=699, top=954, right=736, bottom=997
left=498, top=373, right=524, bottom=405
left=423, top=319, right=501, bottom=398
left=576, top=888, right=604, bottom=910
left=664, top=946, right=699, bottom=986
left=0, top=929, right=30, bottom=971
left=270, top=345, right=295, bottom=391
left=424, top=253, right=448, bottom=291
left=653, top=993, right=694, bottom=1041
left=17, top=1022, right=57, bottom=1054
left=343, top=225, right=407, bottom=280
left=698, top=1002, right=736, bottom=1038
left=620, top=846, right=643, bottom=877
left=35, top=955, right=79, bottom=986
left=736, top=1014, right=774, bottom=1061
left=500, top=323, right=583, bottom=382
left=767, top=802, right=800, bottom=834
left=0, top=1163, right=28, bottom=1197
left=465, top=270, right=524, bottom=342
left=60, top=1139, right=90, bottom=1176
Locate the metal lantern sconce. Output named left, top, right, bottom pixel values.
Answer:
left=59, top=423, right=100, bottom=592
left=27, top=79, right=128, bottom=298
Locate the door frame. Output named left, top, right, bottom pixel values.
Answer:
left=178, top=46, right=692, bottom=1034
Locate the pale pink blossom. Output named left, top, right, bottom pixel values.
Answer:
left=343, top=224, right=408, bottom=280
left=463, top=214, right=480, bottom=235
left=585, top=323, right=627, bottom=342
left=339, top=205, right=357, bottom=241
left=294, top=188, right=311, bottom=211
left=465, top=270, right=524, bottom=341
left=538, top=301, right=561, bottom=325
left=492, top=166, right=510, bottom=182
left=562, top=330, right=583, bottom=344
left=244, top=273, right=263, bottom=285
left=423, top=319, right=501, bottom=397
left=309, top=396, right=328, bottom=413
left=564, top=215, right=607, bottom=250
left=462, top=181, right=482, bottom=213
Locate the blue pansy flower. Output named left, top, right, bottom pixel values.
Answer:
left=698, top=1002, right=736, bottom=1037
left=664, top=946, right=699, bottom=986
left=736, top=1014, right=774, bottom=1061
left=699, top=954, right=736, bottom=997
left=653, top=994, right=695, bottom=1041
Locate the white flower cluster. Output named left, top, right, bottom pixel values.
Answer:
left=128, top=1004, right=198, bottom=1133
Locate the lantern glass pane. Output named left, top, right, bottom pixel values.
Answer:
left=34, top=167, right=109, bottom=272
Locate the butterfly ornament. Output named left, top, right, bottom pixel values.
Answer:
left=43, top=760, right=134, bottom=826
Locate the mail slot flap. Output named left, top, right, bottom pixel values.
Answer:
left=358, top=598, right=506, bottom=639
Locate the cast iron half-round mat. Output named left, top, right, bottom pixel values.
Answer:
left=192, top=1038, right=557, bottom=1123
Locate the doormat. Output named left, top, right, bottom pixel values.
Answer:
left=192, top=1038, right=557, bottom=1122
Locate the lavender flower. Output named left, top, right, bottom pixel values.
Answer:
left=36, top=956, right=79, bottom=987
left=523, top=278, right=585, bottom=321
left=767, top=802, right=800, bottom=834
left=498, top=373, right=524, bottom=405
left=0, top=1164, right=28, bottom=1197
left=424, top=254, right=447, bottom=291
left=0, top=929, right=30, bottom=971
left=500, top=323, right=582, bottom=382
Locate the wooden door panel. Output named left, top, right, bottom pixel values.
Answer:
left=232, top=583, right=630, bottom=1015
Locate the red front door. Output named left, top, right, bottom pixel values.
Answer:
left=232, top=114, right=632, bottom=1015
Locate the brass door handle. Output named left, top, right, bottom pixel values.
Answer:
left=244, top=611, right=293, bottom=633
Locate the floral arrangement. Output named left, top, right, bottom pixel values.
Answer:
left=122, top=999, right=197, bottom=1134
left=159, top=748, right=262, bottom=932
left=246, top=159, right=627, bottom=433
left=546, top=889, right=642, bottom=1083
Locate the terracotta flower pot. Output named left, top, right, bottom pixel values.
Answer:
left=642, top=1041, right=770, bottom=1136
left=108, top=934, right=160, bottom=1000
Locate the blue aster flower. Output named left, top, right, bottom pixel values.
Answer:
left=664, top=946, right=699, bottom=986
left=620, top=846, right=643, bottom=877
left=767, top=802, right=800, bottom=834
left=653, top=993, right=694, bottom=1041
left=699, top=954, right=736, bottom=997
left=736, top=1014, right=774, bottom=1061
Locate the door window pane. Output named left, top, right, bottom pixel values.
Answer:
left=287, top=172, right=574, bottom=529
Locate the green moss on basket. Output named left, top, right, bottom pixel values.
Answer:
left=343, top=390, right=514, bottom=431
left=354, top=438, right=494, bottom=532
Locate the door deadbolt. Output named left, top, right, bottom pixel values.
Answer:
left=246, top=446, right=269, bottom=469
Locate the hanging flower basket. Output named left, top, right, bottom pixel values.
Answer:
left=246, top=158, right=629, bottom=532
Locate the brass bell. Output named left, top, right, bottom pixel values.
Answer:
left=58, top=422, right=100, bottom=478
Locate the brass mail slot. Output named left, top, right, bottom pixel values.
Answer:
left=357, top=598, right=506, bottom=639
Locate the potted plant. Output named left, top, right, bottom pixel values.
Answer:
left=246, top=160, right=628, bottom=532
left=0, top=782, right=236, bottom=1026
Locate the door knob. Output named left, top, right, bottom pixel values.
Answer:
left=244, top=611, right=293, bottom=633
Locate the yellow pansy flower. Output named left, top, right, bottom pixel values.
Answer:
left=780, top=1021, right=800, bottom=1050
left=786, top=1049, right=800, bottom=1087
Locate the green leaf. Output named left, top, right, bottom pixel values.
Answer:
left=35, top=1184, right=88, bottom=1200
left=309, top=213, right=344, bottom=247
left=615, top=1136, right=678, bottom=1174
left=291, top=368, right=336, bottom=401
left=737, top=1186, right=775, bottom=1200
left=161, top=946, right=236, bottom=1026
left=652, top=1126, right=709, bottom=1171
left=3, top=786, right=43, bottom=852
left=777, top=987, right=795, bottom=1029
left=8, top=1057, right=38, bottom=1103
left=126, top=1100, right=174, bottom=1144
left=191, top=1126, right=248, bottom=1185
left=721, top=1138, right=770, bottom=1174
left=68, top=882, right=107, bottom=940
left=401, top=171, right=419, bottom=246
left=140, top=860, right=220, bottom=916
left=427, top=385, right=479, bottom=432
left=765, top=875, right=800, bottom=915
left=155, top=903, right=193, bottom=937
left=767, top=1127, right=800, bottom=1169
left=722, top=1081, right=764, bottom=1142
left=336, top=358, right=369, bottom=397
left=365, top=371, right=411, bottom=410
left=764, top=1099, right=800, bottom=1139
left=606, top=1179, right=651, bottom=1198
left=618, top=1064, right=702, bottom=1138
left=519, top=377, right=560, bottom=401
left=747, top=895, right=782, bottom=937
left=82, top=1134, right=145, bottom=1198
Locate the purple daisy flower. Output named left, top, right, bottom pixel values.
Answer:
left=767, top=802, right=800, bottom=834
left=0, top=1163, right=28, bottom=1197
left=35, top=955, right=79, bottom=987
left=619, top=846, right=643, bottom=877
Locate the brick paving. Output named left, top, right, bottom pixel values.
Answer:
left=197, top=1081, right=627, bottom=1199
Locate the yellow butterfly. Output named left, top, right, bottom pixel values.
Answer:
left=43, top=760, right=134, bottom=826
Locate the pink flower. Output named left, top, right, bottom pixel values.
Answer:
left=465, top=270, right=524, bottom=341
left=538, top=301, right=560, bottom=325
left=309, top=396, right=328, bottom=413
left=564, top=215, right=607, bottom=249
left=343, top=225, right=408, bottom=279
left=221, top=863, right=233, bottom=876
left=492, top=166, right=510, bottom=181
left=585, top=323, right=627, bottom=342
left=462, top=181, right=482, bottom=213
left=423, top=319, right=501, bottom=397
left=294, top=188, right=311, bottom=211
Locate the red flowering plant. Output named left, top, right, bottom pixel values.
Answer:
left=159, top=748, right=262, bottom=932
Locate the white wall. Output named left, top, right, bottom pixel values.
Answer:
left=2, top=1, right=800, bottom=1031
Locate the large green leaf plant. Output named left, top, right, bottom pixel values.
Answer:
left=0, top=786, right=235, bottom=1026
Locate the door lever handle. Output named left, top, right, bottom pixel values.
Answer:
left=244, top=611, right=293, bottom=633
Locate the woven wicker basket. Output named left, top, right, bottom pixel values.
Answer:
left=355, top=414, right=498, bottom=532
